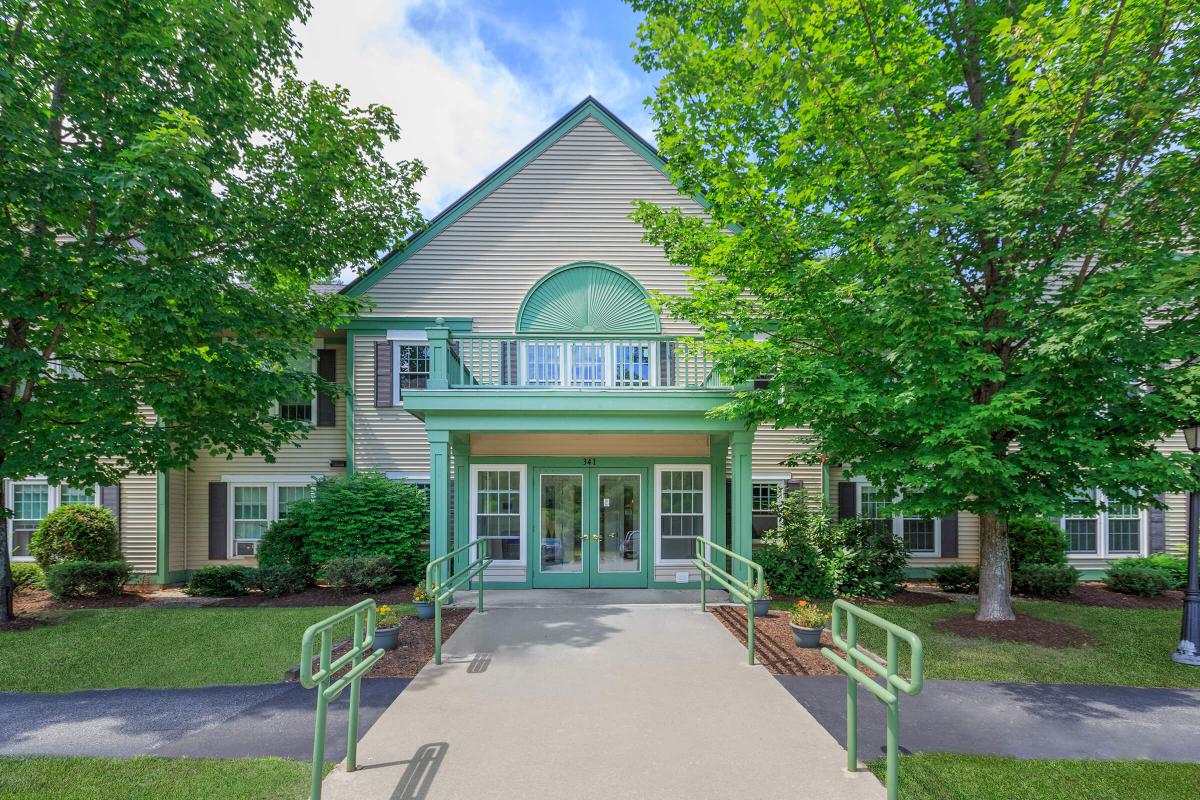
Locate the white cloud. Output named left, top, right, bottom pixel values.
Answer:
left=294, top=0, right=652, bottom=220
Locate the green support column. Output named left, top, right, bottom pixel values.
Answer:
left=730, top=430, right=754, bottom=583
left=428, top=430, right=452, bottom=586
left=451, top=435, right=469, bottom=581
left=710, top=435, right=729, bottom=576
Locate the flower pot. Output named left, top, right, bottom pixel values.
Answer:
left=752, top=598, right=771, bottom=617
left=373, top=626, right=400, bottom=651
left=414, top=600, right=434, bottom=620
left=790, top=623, right=824, bottom=649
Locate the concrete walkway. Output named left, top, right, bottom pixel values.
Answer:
left=0, top=679, right=408, bottom=761
left=321, top=604, right=884, bottom=800
left=780, top=676, right=1200, bottom=763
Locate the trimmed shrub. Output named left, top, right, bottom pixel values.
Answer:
left=1013, top=563, right=1079, bottom=598
left=186, top=565, right=254, bottom=597
left=819, top=517, right=909, bottom=600
left=1008, top=516, right=1069, bottom=570
left=30, top=504, right=120, bottom=571
left=45, top=559, right=132, bottom=598
left=932, top=564, right=979, bottom=593
left=1105, top=561, right=1172, bottom=597
left=323, top=555, right=395, bottom=594
left=290, top=472, right=428, bottom=584
left=255, top=518, right=316, bottom=585
left=250, top=564, right=311, bottom=598
left=1112, top=555, right=1187, bottom=591
left=10, top=562, right=43, bottom=591
left=756, top=493, right=833, bottom=598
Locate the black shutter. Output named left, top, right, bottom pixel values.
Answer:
left=316, top=348, right=336, bottom=427
left=1149, top=494, right=1167, bottom=553
left=208, top=482, right=228, bottom=560
left=499, top=341, right=519, bottom=385
left=99, top=484, right=120, bottom=526
left=837, top=481, right=857, bottom=521
left=374, top=341, right=392, bottom=407
left=940, top=514, right=959, bottom=558
left=658, top=341, right=676, bottom=387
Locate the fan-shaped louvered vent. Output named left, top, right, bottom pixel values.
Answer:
left=517, top=263, right=660, bottom=334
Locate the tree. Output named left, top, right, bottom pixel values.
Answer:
left=0, top=0, right=425, bottom=621
left=630, top=0, right=1200, bottom=620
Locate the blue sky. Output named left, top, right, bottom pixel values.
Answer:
left=296, top=0, right=657, bottom=217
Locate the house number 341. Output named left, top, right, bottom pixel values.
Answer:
left=582, top=457, right=596, bottom=466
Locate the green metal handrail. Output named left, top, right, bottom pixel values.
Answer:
left=299, top=599, right=386, bottom=800
left=426, top=538, right=493, bottom=665
left=693, top=538, right=765, bottom=665
left=821, top=599, right=924, bottom=800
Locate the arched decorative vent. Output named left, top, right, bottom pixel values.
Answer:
left=516, top=263, right=660, bottom=334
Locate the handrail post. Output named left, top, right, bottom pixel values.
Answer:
left=346, top=612, right=363, bottom=772
left=310, top=629, right=330, bottom=800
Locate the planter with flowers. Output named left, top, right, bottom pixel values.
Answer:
left=789, top=600, right=827, bottom=648
left=752, top=582, right=772, bottom=617
left=373, top=604, right=403, bottom=651
left=413, top=580, right=434, bottom=620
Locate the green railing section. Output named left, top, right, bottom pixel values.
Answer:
left=427, top=538, right=493, bottom=665
left=693, top=538, right=765, bottom=665
left=821, top=599, right=925, bottom=800
left=299, top=599, right=387, bottom=800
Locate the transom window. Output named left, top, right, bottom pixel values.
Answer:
left=656, top=466, right=709, bottom=563
left=855, top=481, right=940, bottom=555
left=228, top=481, right=311, bottom=557
left=471, top=467, right=524, bottom=563
left=1061, top=490, right=1146, bottom=557
left=6, top=481, right=100, bottom=560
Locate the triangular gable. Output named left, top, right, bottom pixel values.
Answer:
left=342, top=96, right=695, bottom=298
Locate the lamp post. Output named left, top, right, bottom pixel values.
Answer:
left=1173, top=421, right=1200, bottom=666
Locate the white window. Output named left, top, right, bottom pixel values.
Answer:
left=655, top=465, right=710, bottom=563
left=227, top=480, right=311, bottom=557
left=392, top=341, right=430, bottom=401
left=519, top=341, right=659, bottom=388
left=5, top=480, right=101, bottom=560
left=855, top=481, right=941, bottom=556
left=1061, top=490, right=1147, bottom=557
left=470, top=465, right=525, bottom=564
left=751, top=477, right=785, bottom=540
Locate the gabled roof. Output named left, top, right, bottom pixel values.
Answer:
left=341, top=96, right=682, bottom=298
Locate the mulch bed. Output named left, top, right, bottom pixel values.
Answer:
left=933, top=612, right=1093, bottom=648
left=13, top=587, right=146, bottom=614
left=212, top=583, right=416, bottom=608
left=710, top=606, right=841, bottom=676
left=1061, top=582, right=1184, bottom=610
left=292, top=608, right=473, bottom=680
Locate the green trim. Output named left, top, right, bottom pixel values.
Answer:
left=338, top=316, right=473, bottom=334
left=515, top=262, right=660, bottom=335
left=342, top=98, right=726, bottom=299
left=152, top=470, right=170, bottom=585
left=345, top=332, right=355, bottom=474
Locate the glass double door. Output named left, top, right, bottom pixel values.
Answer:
left=533, top=467, right=646, bottom=588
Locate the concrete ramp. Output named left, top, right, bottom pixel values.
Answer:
left=322, top=604, right=884, bottom=800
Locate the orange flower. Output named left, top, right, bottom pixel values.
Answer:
left=796, top=600, right=808, bottom=607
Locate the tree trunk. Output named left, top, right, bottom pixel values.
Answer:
left=0, top=481, right=13, bottom=623
left=976, top=511, right=1015, bottom=622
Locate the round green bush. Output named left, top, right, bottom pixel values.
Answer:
left=1105, top=561, right=1171, bottom=597
left=290, top=472, right=428, bottom=584
left=932, top=564, right=979, bottom=593
left=1008, top=516, right=1069, bottom=570
left=186, top=565, right=254, bottom=597
left=1012, top=563, right=1079, bottom=598
left=255, top=518, right=316, bottom=585
left=30, top=504, right=120, bottom=571
left=45, top=559, right=132, bottom=598
left=755, top=493, right=833, bottom=598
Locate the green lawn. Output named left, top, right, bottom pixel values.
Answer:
left=0, top=604, right=412, bottom=693
left=868, top=754, right=1200, bottom=800
left=772, top=598, right=1198, bottom=688
left=0, top=756, right=326, bottom=800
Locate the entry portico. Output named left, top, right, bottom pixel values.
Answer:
left=404, top=319, right=759, bottom=590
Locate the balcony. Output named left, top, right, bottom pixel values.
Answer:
left=426, top=327, right=734, bottom=391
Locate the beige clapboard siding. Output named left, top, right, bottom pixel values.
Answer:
left=118, top=473, right=158, bottom=573
left=182, top=343, right=348, bottom=569
left=358, top=117, right=707, bottom=336
left=352, top=336, right=430, bottom=473
left=167, top=469, right=188, bottom=572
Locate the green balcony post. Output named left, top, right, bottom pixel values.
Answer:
left=729, top=430, right=754, bottom=583
left=428, top=431, right=451, bottom=569
left=710, top=435, right=729, bottom=577
left=426, top=322, right=451, bottom=389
